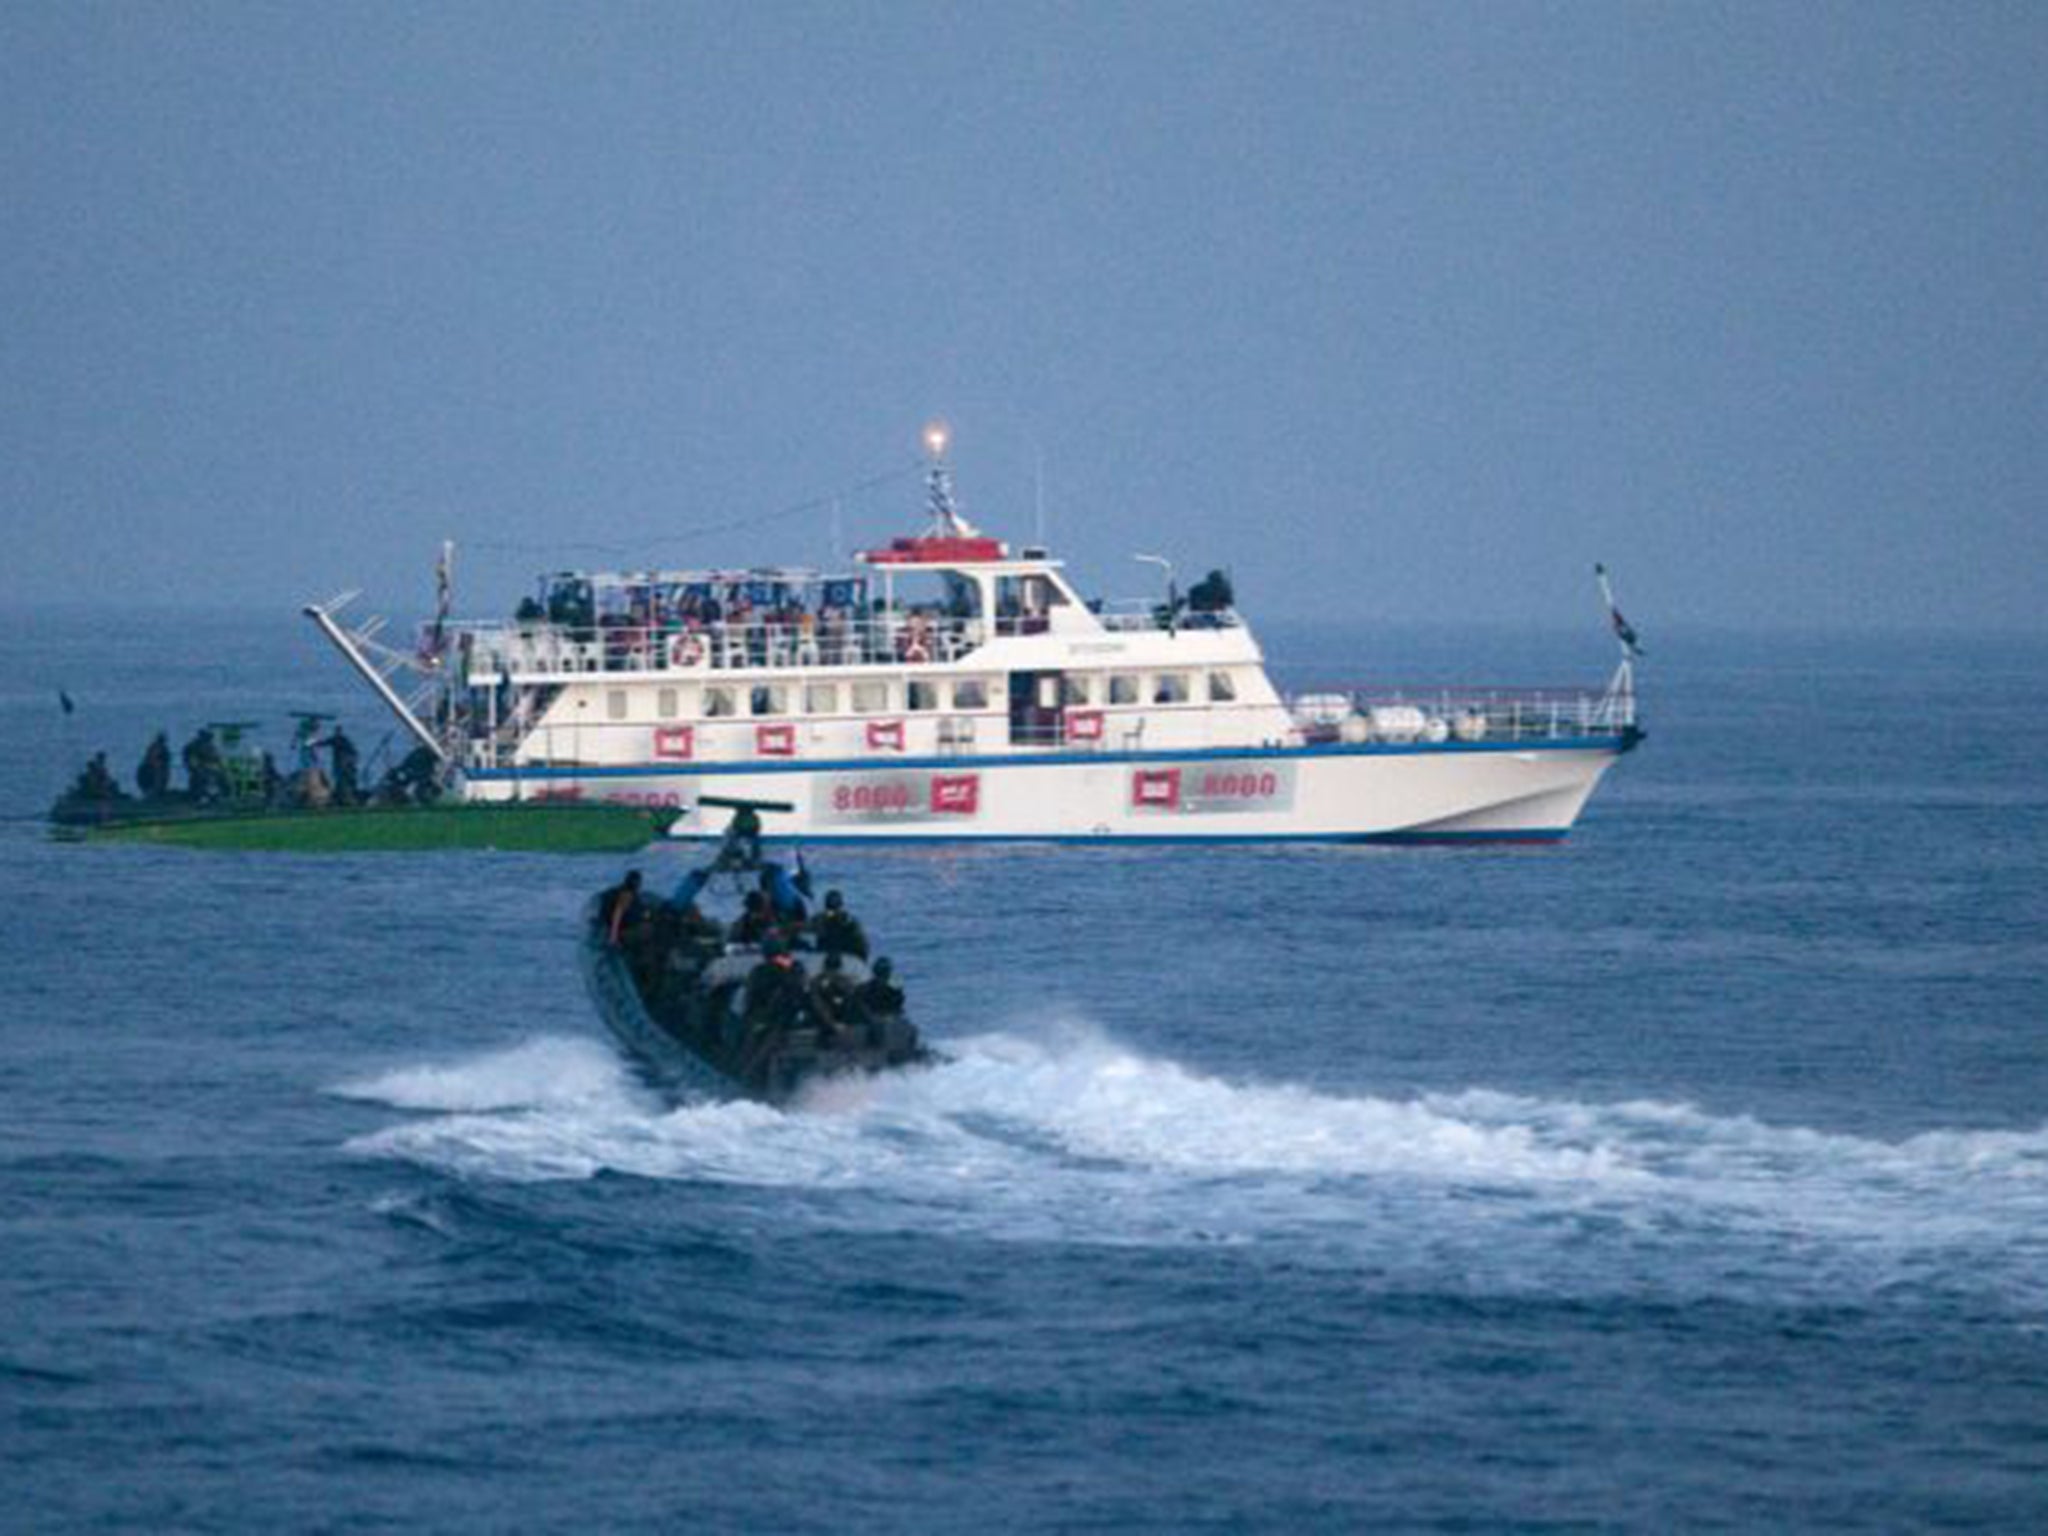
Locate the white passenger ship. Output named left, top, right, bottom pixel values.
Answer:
left=308, top=427, right=1641, bottom=844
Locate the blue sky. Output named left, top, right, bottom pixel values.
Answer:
left=4, top=2, right=2043, bottom=632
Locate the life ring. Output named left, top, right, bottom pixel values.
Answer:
left=667, top=631, right=708, bottom=669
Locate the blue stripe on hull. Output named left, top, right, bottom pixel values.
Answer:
left=659, top=829, right=1570, bottom=847
left=468, top=735, right=1627, bottom=784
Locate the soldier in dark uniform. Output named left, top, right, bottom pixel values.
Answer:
left=1187, top=567, right=1235, bottom=613
left=807, top=952, right=860, bottom=1043
left=809, top=890, right=870, bottom=960
left=675, top=902, right=725, bottom=957
left=378, top=746, right=442, bottom=805
left=71, top=752, right=124, bottom=802
left=731, top=890, right=777, bottom=946
left=598, top=870, right=645, bottom=947
left=653, top=901, right=726, bottom=1011
left=853, top=956, right=905, bottom=1023
left=622, top=899, right=669, bottom=991
left=136, top=733, right=172, bottom=800
left=742, top=941, right=809, bottom=1036
left=182, top=728, right=226, bottom=803
left=324, top=728, right=361, bottom=806
left=736, top=937, right=810, bottom=1082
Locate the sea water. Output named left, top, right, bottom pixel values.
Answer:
left=2, top=612, right=2045, bottom=1532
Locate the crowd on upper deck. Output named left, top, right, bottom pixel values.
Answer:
left=483, top=563, right=1238, bottom=677
left=509, top=573, right=984, bottom=673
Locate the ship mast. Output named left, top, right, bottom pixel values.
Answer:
left=921, top=419, right=981, bottom=538
left=1594, top=562, right=1640, bottom=728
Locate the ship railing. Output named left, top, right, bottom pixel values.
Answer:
left=1094, top=599, right=1243, bottom=634
left=450, top=614, right=991, bottom=679
left=1288, top=685, right=1637, bottom=744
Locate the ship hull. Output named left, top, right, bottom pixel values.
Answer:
left=50, top=801, right=673, bottom=853
left=462, top=737, right=1630, bottom=843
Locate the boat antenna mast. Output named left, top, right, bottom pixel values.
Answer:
left=301, top=543, right=464, bottom=766
left=921, top=419, right=981, bottom=538
left=1594, top=562, right=1641, bottom=729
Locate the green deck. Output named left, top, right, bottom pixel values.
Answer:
left=56, top=801, right=673, bottom=853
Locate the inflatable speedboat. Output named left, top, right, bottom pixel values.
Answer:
left=580, top=799, right=935, bottom=1102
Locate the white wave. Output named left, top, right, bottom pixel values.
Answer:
left=335, top=1035, right=645, bottom=1115
left=894, top=1025, right=1643, bottom=1184
left=337, top=1024, right=2048, bottom=1301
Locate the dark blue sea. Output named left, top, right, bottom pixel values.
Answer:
left=5, top=612, right=2047, bottom=1532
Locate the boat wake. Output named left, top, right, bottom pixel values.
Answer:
left=335, top=1024, right=2048, bottom=1308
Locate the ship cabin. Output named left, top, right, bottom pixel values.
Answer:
left=449, top=532, right=1299, bottom=771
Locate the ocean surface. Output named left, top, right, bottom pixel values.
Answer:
left=4, top=611, right=2046, bottom=1532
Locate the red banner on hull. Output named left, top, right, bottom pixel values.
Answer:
left=1131, top=767, right=1181, bottom=809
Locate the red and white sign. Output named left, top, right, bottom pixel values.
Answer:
left=815, top=771, right=985, bottom=825
left=652, top=725, right=695, bottom=761
left=929, top=773, right=981, bottom=815
left=866, top=719, right=906, bottom=752
left=1066, top=710, right=1104, bottom=743
left=756, top=723, right=796, bottom=757
left=1131, top=768, right=1182, bottom=810
left=1130, top=763, right=1298, bottom=815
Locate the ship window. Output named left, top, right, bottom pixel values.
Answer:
left=996, top=573, right=1069, bottom=615
left=1153, top=673, right=1190, bottom=704
left=851, top=680, right=890, bottom=713
left=750, top=684, right=788, bottom=716
left=1109, top=674, right=1139, bottom=705
left=703, top=686, right=736, bottom=718
left=1060, top=675, right=1092, bottom=706
left=606, top=689, right=629, bottom=721
left=804, top=683, right=839, bottom=715
left=1208, top=671, right=1237, bottom=703
left=953, top=678, right=988, bottom=710
left=657, top=688, right=679, bottom=719
left=907, top=680, right=939, bottom=712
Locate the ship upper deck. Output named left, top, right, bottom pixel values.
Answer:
left=453, top=537, right=1247, bottom=684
